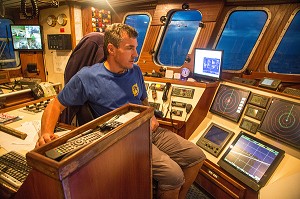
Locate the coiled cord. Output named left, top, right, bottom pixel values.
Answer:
left=21, top=0, right=39, bottom=19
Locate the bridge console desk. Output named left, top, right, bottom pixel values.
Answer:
left=144, top=77, right=300, bottom=199
left=0, top=101, right=153, bottom=199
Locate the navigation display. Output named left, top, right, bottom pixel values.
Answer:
left=259, top=98, right=300, bottom=149
left=218, top=132, right=285, bottom=191
left=196, top=123, right=234, bottom=157
left=210, top=84, right=250, bottom=122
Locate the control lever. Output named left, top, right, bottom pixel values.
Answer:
left=186, top=104, right=192, bottom=114
left=185, top=104, right=192, bottom=121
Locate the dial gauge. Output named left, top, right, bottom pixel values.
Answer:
left=57, top=14, right=67, bottom=26
left=47, top=15, right=56, bottom=27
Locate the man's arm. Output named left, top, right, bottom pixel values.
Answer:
left=142, top=97, right=159, bottom=132
left=36, top=97, right=66, bottom=147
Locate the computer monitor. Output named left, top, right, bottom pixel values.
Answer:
left=210, top=84, right=250, bottom=123
left=10, top=25, right=43, bottom=51
left=258, top=97, right=300, bottom=149
left=218, top=132, right=285, bottom=191
left=193, top=48, right=223, bottom=82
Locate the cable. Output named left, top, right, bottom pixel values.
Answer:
left=0, top=0, right=5, bottom=17
left=21, top=0, right=39, bottom=19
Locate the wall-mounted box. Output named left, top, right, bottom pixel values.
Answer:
left=47, top=34, right=72, bottom=50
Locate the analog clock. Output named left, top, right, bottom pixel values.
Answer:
left=47, top=15, right=56, bottom=27
left=181, top=67, right=190, bottom=80
left=57, top=14, right=67, bottom=26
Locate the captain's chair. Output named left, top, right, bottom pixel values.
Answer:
left=59, top=32, right=105, bottom=126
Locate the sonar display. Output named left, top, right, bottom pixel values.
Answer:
left=218, top=132, right=285, bottom=191
left=259, top=98, right=300, bottom=149
left=210, top=84, right=250, bottom=122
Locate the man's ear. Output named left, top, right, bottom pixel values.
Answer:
left=107, top=43, right=115, bottom=55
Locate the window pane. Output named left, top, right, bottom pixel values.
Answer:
left=124, top=14, right=151, bottom=62
left=0, top=18, right=20, bottom=69
left=157, top=10, right=202, bottom=67
left=216, top=10, right=268, bottom=71
left=268, top=11, right=300, bottom=74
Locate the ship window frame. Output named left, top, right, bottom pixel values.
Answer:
left=213, top=7, right=271, bottom=73
left=154, top=9, right=202, bottom=67
left=123, top=12, right=152, bottom=63
left=266, top=8, right=300, bottom=74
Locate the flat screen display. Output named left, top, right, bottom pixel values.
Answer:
left=259, top=98, right=300, bottom=149
left=203, top=124, right=232, bottom=145
left=193, top=48, right=223, bottom=81
left=10, top=25, right=43, bottom=51
left=196, top=123, right=234, bottom=157
left=210, top=84, right=250, bottom=122
left=218, top=132, right=285, bottom=191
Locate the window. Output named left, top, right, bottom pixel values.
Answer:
left=124, top=13, right=151, bottom=62
left=214, top=9, right=269, bottom=72
left=156, top=10, right=202, bottom=67
left=267, top=9, right=300, bottom=74
left=0, top=18, right=20, bottom=69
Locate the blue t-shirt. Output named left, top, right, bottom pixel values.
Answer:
left=58, top=63, right=147, bottom=117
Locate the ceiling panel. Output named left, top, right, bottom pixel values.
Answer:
left=2, top=0, right=155, bottom=9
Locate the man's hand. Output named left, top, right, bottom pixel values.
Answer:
left=35, top=133, right=59, bottom=148
left=150, top=115, right=159, bottom=133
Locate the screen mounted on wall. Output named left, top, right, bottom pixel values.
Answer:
left=210, top=84, right=250, bottom=122
left=10, top=25, right=43, bottom=51
left=218, top=132, right=285, bottom=191
left=258, top=98, right=300, bottom=149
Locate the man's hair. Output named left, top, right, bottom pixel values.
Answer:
left=104, top=23, right=138, bottom=57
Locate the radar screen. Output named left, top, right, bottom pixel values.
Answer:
left=259, top=98, right=300, bottom=149
left=210, top=84, right=250, bottom=122
left=218, top=132, right=285, bottom=191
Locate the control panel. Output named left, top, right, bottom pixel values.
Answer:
left=47, top=34, right=72, bottom=50
left=19, top=99, right=51, bottom=114
left=145, top=81, right=204, bottom=121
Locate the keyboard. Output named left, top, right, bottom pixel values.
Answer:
left=0, top=151, right=32, bottom=188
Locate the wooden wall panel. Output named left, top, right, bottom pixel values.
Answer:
left=81, top=6, right=93, bottom=36
left=152, top=0, right=224, bottom=25
left=20, top=52, right=46, bottom=81
left=138, top=26, right=161, bottom=73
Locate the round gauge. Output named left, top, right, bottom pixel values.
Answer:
left=181, top=67, right=190, bottom=79
left=47, top=15, right=56, bottom=27
left=57, top=14, right=67, bottom=26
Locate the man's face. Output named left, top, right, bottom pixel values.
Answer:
left=109, top=33, right=138, bottom=72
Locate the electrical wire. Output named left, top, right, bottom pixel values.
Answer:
left=21, top=0, right=39, bottom=19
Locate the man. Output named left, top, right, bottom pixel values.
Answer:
left=36, top=23, right=206, bottom=199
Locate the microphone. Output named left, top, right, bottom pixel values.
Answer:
left=162, top=82, right=171, bottom=102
